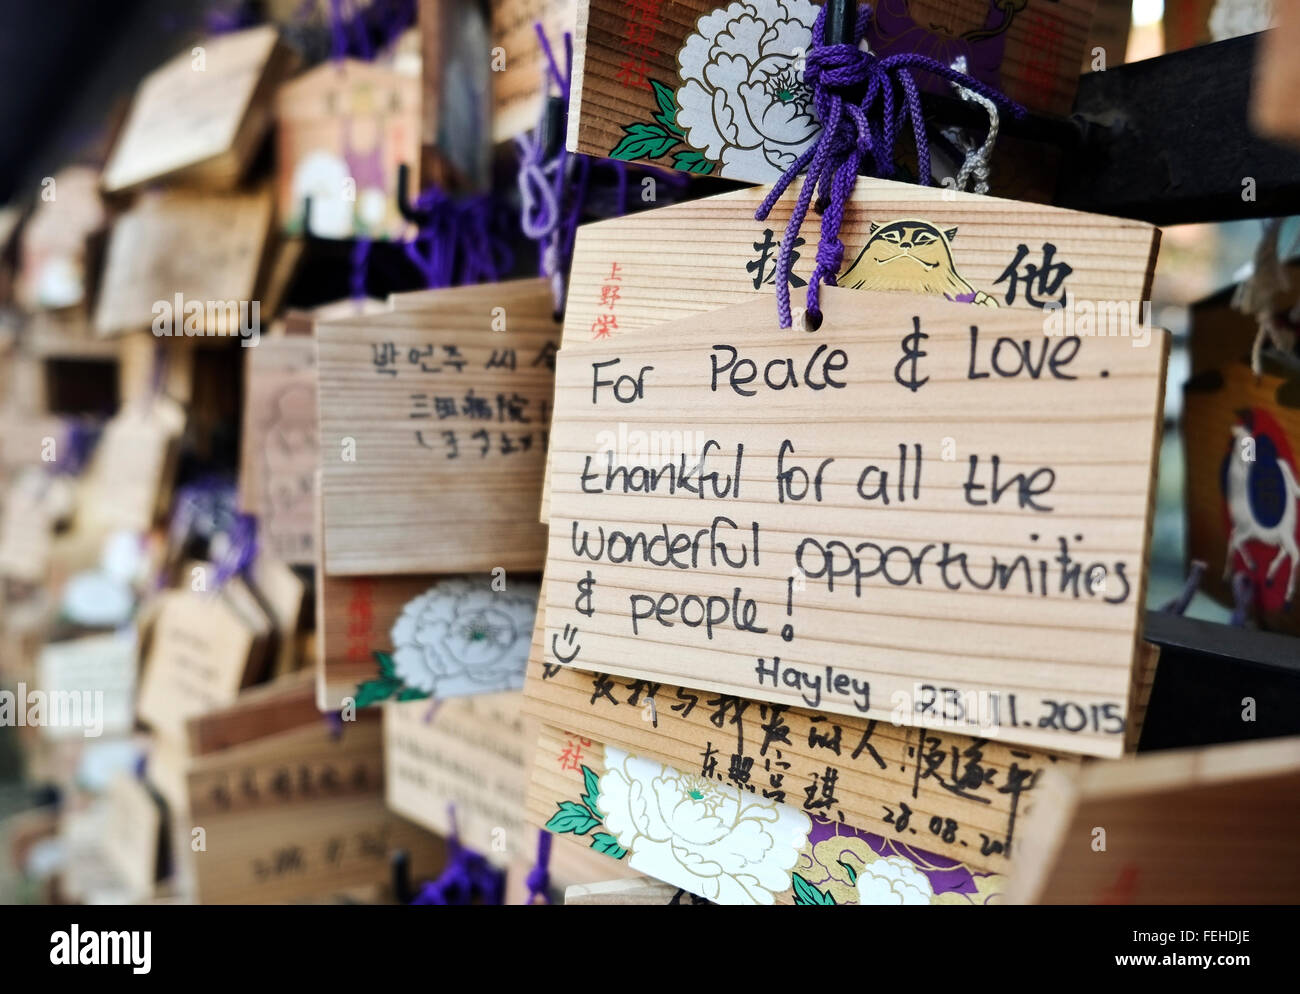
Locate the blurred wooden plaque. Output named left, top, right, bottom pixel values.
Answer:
left=491, top=0, right=577, bottom=141
left=103, top=25, right=292, bottom=193
left=276, top=58, right=420, bottom=239
left=316, top=279, right=558, bottom=576
left=1006, top=736, right=1300, bottom=904
left=94, top=188, right=274, bottom=338
left=186, top=714, right=446, bottom=904
left=239, top=333, right=318, bottom=565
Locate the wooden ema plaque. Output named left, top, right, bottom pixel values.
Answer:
left=239, top=332, right=318, bottom=565
left=186, top=713, right=447, bottom=904
left=102, top=25, right=292, bottom=193
left=16, top=165, right=107, bottom=312
left=1005, top=736, right=1300, bottom=904
left=569, top=0, right=1099, bottom=183
left=542, top=288, right=1168, bottom=757
left=103, top=773, right=164, bottom=901
left=385, top=693, right=538, bottom=868
left=80, top=396, right=186, bottom=533
left=491, top=0, right=578, bottom=142
left=539, top=177, right=1160, bottom=521
left=275, top=58, right=420, bottom=240
left=526, top=721, right=1009, bottom=904
left=94, top=188, right=275, bottom=338
left=316, top=279, right=559, bottom=576
left=137, top=587, right=269, bottom=742
left=1182, top=270, right=1300, bottom=632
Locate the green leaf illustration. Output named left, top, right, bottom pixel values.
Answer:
left=610, top=122, right=679, bottom=161
left=396, top=686, right=430, bottom=701
left=373, top=650, right=397, bottom=679
left=353, top=677, right=402, bottom=708
left=837, top=860, right=858, bottom=885
left=589, top=831, right=628, bottom=860
left=791, top=873, right=837, bottom=906
left=545, top=800, right=602, bottom=836
left=580, top=765, right=602, bottom=818
left=673, top=150, right=715, bottom=175
left=650, top=79, right=683, bottom=136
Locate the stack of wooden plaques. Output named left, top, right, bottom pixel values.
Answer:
left=518, top=124, right=1173, bottom=901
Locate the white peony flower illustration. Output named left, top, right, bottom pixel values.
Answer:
left=674, top=0, right=821, bottom=180
left=597, top=745, right=810, bottom=905
left=855, top=854, right=933, bottom=905
left=389, top=576, right=538, bottom=697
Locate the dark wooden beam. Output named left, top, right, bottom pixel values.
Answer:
left=1055, top=32, right=1300, bottom=226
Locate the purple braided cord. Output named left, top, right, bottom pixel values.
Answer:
left=754, top=3, right=1025, bottom=328
left=351, top=237, right=371, bottom=300
left=329, top=0, right=373, bottom=62
left=403, top=187, right=514, bottom=289
left=204, top=2, right=260, bottom=35
left=324, top=711, right=345, bottom=740
left=163, top=478, right=255, bottom=591
left=1230, top=572, right=1254, bottom=627
left=411, top=805, right=507, bottom=905
left=517, top=25, right=589, bottom=313
left=212, top=512, right=258, bottom=588
left=54, top=419, right=101, bottom=476
left=524, top=830, right=553, bottom=904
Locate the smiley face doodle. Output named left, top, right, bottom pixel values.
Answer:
left=551, top=623, right=583, bottom=664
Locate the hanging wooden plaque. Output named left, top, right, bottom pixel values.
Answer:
left=186, top=715, right=447, bottom=904
left=316, top=279, right=559, bottom=576
left=94, top=188, right=275, bottom=339
left=540, top=177, right=1160, bottom=521
left=275, top=58, right=420, bottom=240
left=239, top=332, right=318, bottom=565
left=102, top=25, right=293, bottom=193
left=542, top=288, right=1168, bottom=757
left=137, top=586, right=270, bottom=741
left=490, top=0, right=578, bottom=141
left=527, top=722, right=1008, bottom=904
left=569, top=0, right=1099, bottom=183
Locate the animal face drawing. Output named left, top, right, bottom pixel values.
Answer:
left=840, top=220, right=995, bottom=304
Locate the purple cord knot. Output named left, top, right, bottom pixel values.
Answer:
left=411, top=806, right=507, bottom=905
left=403, top=187, right=515, bottom=289
left=754, top=3, right=1025, bottom=329
left=517, top=25, right=589, bottom=314
left=524, top=830, right=552, bottom=904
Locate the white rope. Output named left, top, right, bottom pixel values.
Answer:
left=1232, top=217, right=1299, bottom=375
left=938, top=55, right=999, bottom=196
